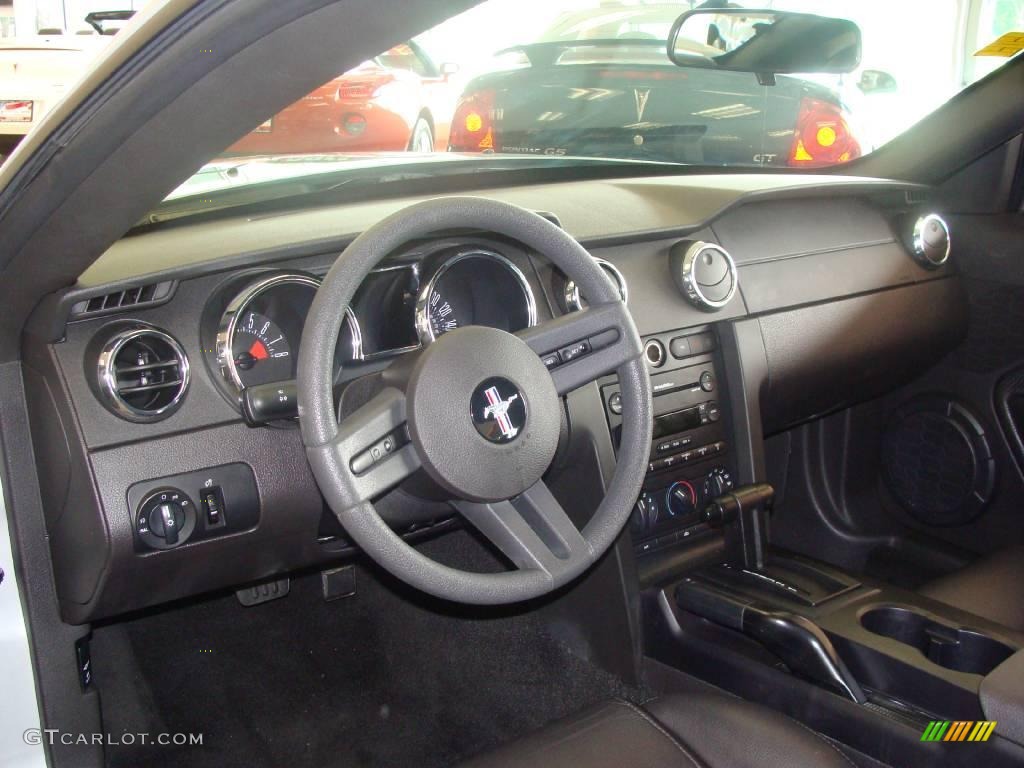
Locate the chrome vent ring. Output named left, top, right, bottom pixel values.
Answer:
left=96, top=325, right=190, bottom=422
left=563, top=258, right=628, bottom=311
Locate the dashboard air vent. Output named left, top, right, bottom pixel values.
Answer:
left=910, top=213, right=951, bottom=269
left=96, top=326, right=190, bottom=422
left=670, top=240, right=739, bottom=312
left=70, top=281, right=174, bottom=319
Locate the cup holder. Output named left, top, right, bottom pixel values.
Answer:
left=861, top=606, right=1015, bottom=675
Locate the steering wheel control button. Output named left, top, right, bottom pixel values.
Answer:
left=471, top=377, right=527, bottom=444
left=136, top=488, right=197, bottom=550
left=558, top=339, right=591, bottom=364
left=350, top=427, right=409, bottom=475
left=608, top=392, right=623, bottom=415
left=541, top=353, right=561, bottom=369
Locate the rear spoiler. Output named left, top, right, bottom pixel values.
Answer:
left=496, top=38, right=667, bottom=67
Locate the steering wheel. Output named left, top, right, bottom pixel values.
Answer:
left=297, top=197, right=652, bottom=604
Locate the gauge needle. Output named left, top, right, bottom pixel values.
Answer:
left=248, top=340, right=269, bottom=361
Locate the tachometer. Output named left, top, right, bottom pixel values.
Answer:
left=214, top=273, right=361, bottom=401
left=415, top=249, right=537, bottom=344
left=231, top=311, right=292, bottom=387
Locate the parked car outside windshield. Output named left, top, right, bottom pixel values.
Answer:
left=5, top=0, right=1020, bottom=204
left=179, top=0, right=1022, bottom=195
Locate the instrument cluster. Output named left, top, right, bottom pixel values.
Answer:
left=200, top=243, right=539, bottom=414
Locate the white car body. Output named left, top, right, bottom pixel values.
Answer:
left=0, top=36, right=109, bottom=150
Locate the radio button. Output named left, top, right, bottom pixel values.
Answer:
left=700, top=371, right=716, bottom=392
left=669, top=336, right=691, bottom=359
left=707, top=403, right=721, bottom=422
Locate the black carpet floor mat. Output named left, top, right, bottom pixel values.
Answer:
left=92, top=532, right=636, bottom=768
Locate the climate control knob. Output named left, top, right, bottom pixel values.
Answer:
left=703, top=468, right=734, bottom=500
left=665, top=481, right=697, bottom=518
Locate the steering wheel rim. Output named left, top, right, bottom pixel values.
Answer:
left=297, top=197, right=652, bottom=605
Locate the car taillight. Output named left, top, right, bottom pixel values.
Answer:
left=449, top=90, right=497, bottom=152
left=787, top=97, right=860, bottom=168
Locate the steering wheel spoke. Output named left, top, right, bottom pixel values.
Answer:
left=454, top=480, right=594, bottom=579
left=316, top=386, right=421, bottom=506
left=518, top=301, right=642, bottom=394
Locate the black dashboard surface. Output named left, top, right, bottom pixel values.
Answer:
left=24, top=172, right=965, bottom=622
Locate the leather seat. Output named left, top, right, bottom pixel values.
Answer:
left=919, top=545, right=1024, bottom=631
left=460, top=693, right=855, bottom=768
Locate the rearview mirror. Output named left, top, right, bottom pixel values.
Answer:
left=668, top=8, right=861, bottom=76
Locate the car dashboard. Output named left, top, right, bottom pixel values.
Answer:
left=22, top=172, right=966, bottom=623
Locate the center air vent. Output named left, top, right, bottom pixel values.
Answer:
left=95, top=326, right=190, bottom=422
left=670, top=240, right=739, bottom=312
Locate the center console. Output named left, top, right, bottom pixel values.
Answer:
left=608, top=324, right=1024, bottom=763
left=601, top=327, right=736, bottom=557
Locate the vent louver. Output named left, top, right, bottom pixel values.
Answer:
left=96, top=326, right=189, bottom=422
left=70, top=281, right=174, bottom=318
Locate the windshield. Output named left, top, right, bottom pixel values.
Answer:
left=156, top=0, right=1022, bottom=207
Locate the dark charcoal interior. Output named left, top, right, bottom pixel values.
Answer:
left=3, top=4, right=1024, bottom=768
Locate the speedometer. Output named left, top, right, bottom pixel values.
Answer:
left=426, top=290, right=459, bottom=338
left=415, top=249, right=537, bottom=344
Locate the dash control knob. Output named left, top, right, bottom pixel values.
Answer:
left=136, top=488, right=197, bottom=550
left=666, top=481, right=697, bottom=518
left=703, top=468, right=734, bottom=500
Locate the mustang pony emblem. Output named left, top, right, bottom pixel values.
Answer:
left=482, top=386, right=520, bottom=440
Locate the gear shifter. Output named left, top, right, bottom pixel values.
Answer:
left=701, top=482, right=774, bottom=570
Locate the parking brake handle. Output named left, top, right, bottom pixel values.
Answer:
left=676, top=578, right=867, bottom=704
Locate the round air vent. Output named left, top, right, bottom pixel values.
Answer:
left=95, top=325, right=190, bottom=422
left=910, top=213, right=951, bottom=268
left=670, top=240, right=738, bottom=311
left=881, top=397, right=994, bottom=527
left=561, top=258, right=628, bottom=311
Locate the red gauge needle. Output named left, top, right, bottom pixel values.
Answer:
left=248, top=340, right=269, bottom=361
